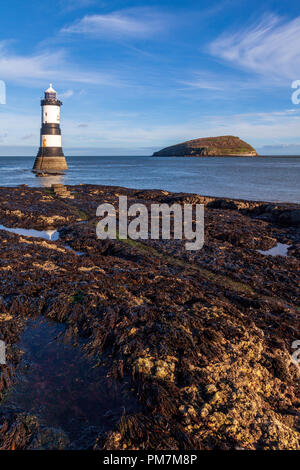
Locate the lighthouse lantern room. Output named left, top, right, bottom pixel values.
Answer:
left=32, top=84, right=68, bottom=173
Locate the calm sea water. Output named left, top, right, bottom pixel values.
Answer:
left=0, top=155, right=299, bottom=203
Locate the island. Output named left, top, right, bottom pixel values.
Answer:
left=153, top=135, right=258, bottom=157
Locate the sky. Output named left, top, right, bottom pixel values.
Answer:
left=1, top=0, right=300, bottom=155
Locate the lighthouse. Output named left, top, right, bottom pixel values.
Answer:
left=33, top=84, right=68, bottom=173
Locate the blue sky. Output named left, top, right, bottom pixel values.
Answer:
left=1, top=0, right=300, bottom=155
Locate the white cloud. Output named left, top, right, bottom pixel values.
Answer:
left=210, top=14, right=300, bottom=80
left=22, top=134, right=35, bottom=141
left=179, top=69, right=285, bottom=97
left=257, top=142, right=300, bottom=154
left=0, top=132, right=8, bottom=142
left=181, top=72, right=224, bottom=90
left=0, top=42, right=121, bottom=87
left=56, top=107, right=300, bottom=149
left=61, top=8, right=166, bottom=39
left=60, top=89, right=74, bottom=99
left=1, top=106, right=300, bottom=151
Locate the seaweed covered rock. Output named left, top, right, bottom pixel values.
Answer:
left=0, top=184, right=299, bottom=450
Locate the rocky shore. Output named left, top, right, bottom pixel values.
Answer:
left=0, top=184, right=299, bottom=450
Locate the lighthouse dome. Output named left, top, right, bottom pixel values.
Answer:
left=45, top=83, right=56, bottom=93
left=44, top=83, right=57, bottom=100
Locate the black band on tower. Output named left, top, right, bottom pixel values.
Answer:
left=41, top=99, right=62, bottom=106
left=37, top=147, right=65, bottom=157
left=41, top=124, right=61, bottom=135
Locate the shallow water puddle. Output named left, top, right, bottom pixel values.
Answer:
left=258, top=242, right=289, bottom=257
left=0, top=224, right=59, bottom=241
left=3, top=317, right=138, bottom=442
left=0, top=224, right=85, bottom=256
left=64, top=244, right=85, bottom=256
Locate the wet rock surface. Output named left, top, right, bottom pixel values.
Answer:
left=0, top=184, right=299, bottom=450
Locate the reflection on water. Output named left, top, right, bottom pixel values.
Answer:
left=3, top=317, right=139, bottom=441
left=0, top=225, right=59, bottom=241
left=0, top=225, right=86, bottom=255
left=64, top=244, right=85, bottom=256
left=35, top=174, right=65, bottom=188
left=258, top=242, right=289, bottom=257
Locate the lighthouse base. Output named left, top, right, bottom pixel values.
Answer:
left=32, top=156, right=68, bottom=174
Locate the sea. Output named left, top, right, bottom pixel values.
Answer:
left=0, top=155, right=299, bottom=203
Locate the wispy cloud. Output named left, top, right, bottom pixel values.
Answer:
left=256, top=142, right=300, bottom=155
left=181, top=72, right=224, bottom=91
left=179, top=68, right=283, bottom=97
left=60, top=89, right=74, bottom=99
left=21, top=134, right=35, bottom=141
left=61, top=8, right=167, bottom=39
left=0, top=132, right=8, bottom=143
left=234, top=109, right=298, bottom=120
left=0, top=42, right=122, bottom=87
left=51, top=108, right=300, bottom=148
left=210, top=14, right=300, bottom=80
left=1, top=107, right=300, bottom=152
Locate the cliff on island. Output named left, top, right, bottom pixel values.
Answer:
left=153, top=135, right=258, bottom=157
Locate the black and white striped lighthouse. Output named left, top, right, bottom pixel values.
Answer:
left=33, top=84, right=68, bottom=173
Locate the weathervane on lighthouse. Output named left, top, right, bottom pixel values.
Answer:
left=33, top=84, right=68, bottom=173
